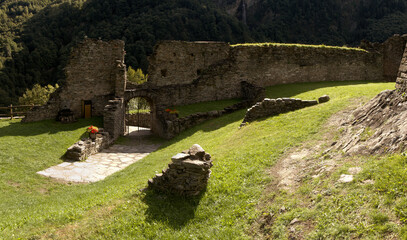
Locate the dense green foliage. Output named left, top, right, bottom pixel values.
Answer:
left=127, top=66, right=147, bottom=85
left=238, top=0, right=407, bottom=45
left=0, top=0, right=250, bottom=105
left=1, top=0, right=407, bottom=106
left=18, top=83, right=58, bottom=105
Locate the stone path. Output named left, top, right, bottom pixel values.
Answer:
left=37, top=127, right=160, bottom=183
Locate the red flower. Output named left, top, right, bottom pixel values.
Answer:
left=165, top=109, right=171, bottom=112
left=87, top=125, right=99, bottom=134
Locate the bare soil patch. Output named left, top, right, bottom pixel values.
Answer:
left=252, top=104, right=361, bottom=239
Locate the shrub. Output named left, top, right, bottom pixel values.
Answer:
left=18, top=84, right=59, bottom=106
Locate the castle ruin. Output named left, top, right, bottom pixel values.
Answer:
left=23, top=35, right=407, bottom=140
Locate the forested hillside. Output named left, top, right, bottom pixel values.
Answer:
left=0, top=0, right=250, bottom=105
left=1, top=0, right=407, bottom=105
left=214, top=0, right=407, bottom=45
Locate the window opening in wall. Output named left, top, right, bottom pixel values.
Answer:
left=81, top=100, right=92, bottom=118
left=161, top=69, right=167, bottom=77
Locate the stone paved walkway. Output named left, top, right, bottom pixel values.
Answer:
left=37, top=127, right=160, bottom=183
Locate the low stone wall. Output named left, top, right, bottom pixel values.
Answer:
left=241, top=95, right=330, bottom=127
left=160, top=101, right=251, bottom=139
left=65, top=132, right=111, bottom=161
left=126, top=113, right=150, bottom=128
left=148, top=144, right=213, bottom=196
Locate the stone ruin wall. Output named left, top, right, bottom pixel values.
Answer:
left=148, top=41, right=230, bottom=86
left=24, top=39, right=126, bottom=122
left=145, top=41, right=384, bottom=107
left=383, top=34, right=407, bottom=82
left=23, top=35, right=407, bottom=140
left=62, top=38, right=126, bottom=118
left=396, top=42, right=407, bottom=93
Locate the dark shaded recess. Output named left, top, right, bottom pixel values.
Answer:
left=0, top=0, right=251, bottom=106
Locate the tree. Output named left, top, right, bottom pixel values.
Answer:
left=127, top=66, right=147, bottom=84
left=18, top=84, right=59, bottom=105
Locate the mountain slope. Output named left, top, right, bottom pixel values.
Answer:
left=214, top=0, right=407, bottom=45
left=1, top=0, right=407, bottom=105
left=0, top=0, right=251, bottom=105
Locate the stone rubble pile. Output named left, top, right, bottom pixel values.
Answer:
left=241, top=96, right=330, bottom=127
left=148, top=144, right=213, bottom=196
left=65, top=131, right=111, bottom=161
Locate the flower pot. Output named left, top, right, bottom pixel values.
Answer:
left=89, top=132, right=97, bottom=140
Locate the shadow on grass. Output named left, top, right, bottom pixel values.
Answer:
left=0, top=117, right=103, bottom=137
left=142, top=188, right=206, bottom=229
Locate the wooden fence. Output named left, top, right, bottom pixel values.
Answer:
left=0, top=104, right=40, bottom=119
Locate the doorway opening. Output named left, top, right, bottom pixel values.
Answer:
left=81, top=100, right=92, bottom=118
left=125, top=97, right=153, bottom=138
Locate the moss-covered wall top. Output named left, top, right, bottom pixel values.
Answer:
left=147, top=41, right=383, bottom=94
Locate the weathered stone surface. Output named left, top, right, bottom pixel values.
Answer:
left=338, top=174, right=354, bottom=183
left=241, top=96, right=328, bottom=126
left=148, top=145, right=213, bottom=196
left=146, top=41, right=383, bottom=108
left=38, top=141, right=160, bottom=183
left=160, top=99, right=253, bottom=139
left=382, top=34, right=407, bottom=82
left=65, top=131, right=111, bottom=161
left=24, top=38, right=126, bottom=123
left=188, top=144, right=205, bottom=159
left=171, top=153, right=190, bottom=162
left=335, top=42, right=407, bottom=155
left=318, top=95, right=330, bottom=103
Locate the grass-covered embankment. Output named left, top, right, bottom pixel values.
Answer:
left=0, top=81, right=395, bottom=239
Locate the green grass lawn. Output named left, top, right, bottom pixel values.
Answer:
left=0, top=81, right=397, bottom=239
left=231, top=42, right=367, bottom=52
left=128, top=109, right=150, bottom=114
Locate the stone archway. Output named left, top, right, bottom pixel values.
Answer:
left=124, top=89, right=164, bottom=138
left=125, top=96, right=154, bottom=134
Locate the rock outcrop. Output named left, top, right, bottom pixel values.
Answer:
left=148, top=144, right=213, bottom=196
left=335, top=42, right=407, bottom=155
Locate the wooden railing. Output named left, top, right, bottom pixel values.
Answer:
left=0, top=104, right=40, bottom=119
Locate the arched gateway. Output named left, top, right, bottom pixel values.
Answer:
left=124, top=88, right=163, bottom=137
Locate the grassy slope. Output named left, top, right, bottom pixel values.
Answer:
left=0, top=81, right=395, bottom=239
